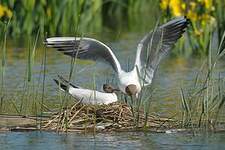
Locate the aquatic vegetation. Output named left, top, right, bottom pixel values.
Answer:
left=179, top=32, right=225, bottom=129
left=160, top=0, right=221, bottom=56
left=0, top=0, right=159, bottom=37
left=214, top=0, right=225, bottom=50
left=0, top=0, right=103, bottom=36
left=0, top=20, right=10, bottom=113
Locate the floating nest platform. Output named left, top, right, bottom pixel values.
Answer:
left=43, top=102, right=179, bottom=133
left=1, top=102, right=225, bottom=133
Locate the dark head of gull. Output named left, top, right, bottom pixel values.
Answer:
left=103, top=84, right=120, bottom=93
left=125, top=84, right=138, bottom=97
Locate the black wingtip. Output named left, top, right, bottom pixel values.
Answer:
left=57, top=75, right=79, bottom=88
left=58, top=75, right=65, bottom=81
left=53, top=79, right=59, bottom=85
left=184, top=16, right=190, bottom=25
left=54, top=79, right=68, bottom=91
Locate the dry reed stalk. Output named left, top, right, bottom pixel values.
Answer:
left=44, top=102, right=178, bottom=132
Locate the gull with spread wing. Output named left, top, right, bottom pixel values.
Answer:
left=45, top=17, right=189, bottom=98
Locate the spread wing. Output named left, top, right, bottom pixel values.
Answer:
left=135, top=17, right=189, bottom=86
left=45, top=37, right=122, bottom=73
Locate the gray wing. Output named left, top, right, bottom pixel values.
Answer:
left=135, top=17, right=189, bottom=86
left=45, top=37, right=121, bottom=73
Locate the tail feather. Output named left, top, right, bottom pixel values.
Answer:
left=57, top=75, right=79, bottom=88
left=54, top=79, right=68, bottom=91
left=54, top=75, right=79, bottom=91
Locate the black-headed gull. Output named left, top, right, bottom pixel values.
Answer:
left=54, top=75, right=118, bottom=105
left=46, top=17, right=189, bottom=97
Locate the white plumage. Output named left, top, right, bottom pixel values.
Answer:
left=68, top=88, right=118, bottom=105
left=54, top=76, right=118, bottom=105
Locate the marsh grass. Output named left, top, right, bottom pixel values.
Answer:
left=0, top=20, right=10, bottom=113
left=0, top=25, right=59, bottom=116
left=179, top=32, right=225, bottom=129
left=1, top=0, right=160, bottom=37
left=215, top=0, right=225, bottom=48
left=39, top=32, right=47, bottom=128
left=17, top=29, right=41, bottom=115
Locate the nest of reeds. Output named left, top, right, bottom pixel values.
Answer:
left=43, top=101, right=179, bottom=132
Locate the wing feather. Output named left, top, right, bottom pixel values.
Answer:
left=45, top=37, right=121, bottom=73
left=135, top=17, right=189, bottom=86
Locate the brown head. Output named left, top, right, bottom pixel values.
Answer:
left=103, top=84, right=119, bottom=93
left=125, top=84, right=138, bottom=96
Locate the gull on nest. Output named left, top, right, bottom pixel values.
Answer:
left=54, top=75, right=118, bottom=105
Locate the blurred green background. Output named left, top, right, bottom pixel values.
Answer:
left=0, top=0, right=159, bottom=37
left=0, top=0, right=225, bottom=56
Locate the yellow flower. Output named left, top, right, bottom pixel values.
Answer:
left=160, top=0, right=170, bottom=10
left=0, top=4, right=13, bottom=18
left=194, top=29, right=203, bottom=37
left=190, top=2, right=197, bottom=10
left=0, top=5, right=5, bottom=18
left=160, top=0, right=215, bottom=29
left=203, top=0, right=212, bottom=9
left=187, top=11, right=198, bottom=21
left=169, top=0, right=184, bottom=17
left=181, top=3, right=186, bottom=10
left=160, top=0, right=186, bottom=16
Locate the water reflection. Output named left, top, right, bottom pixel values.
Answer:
left=0, top=131, right=225, bottom=150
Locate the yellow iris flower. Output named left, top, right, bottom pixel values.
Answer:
left=187, top=11, right=198, bottom=22
left=198, top=0, right=213, bottom=10
left=160, top=0, right=185, bottom=17
left=160, top=0, right=170, bottom=10
left=0, top=4, right=13, bottom=18
left=160, top=0, right=215, bottom=25
left=0, top=5, right=5, bottom=17
left=170, top=0, right=184, bottom=16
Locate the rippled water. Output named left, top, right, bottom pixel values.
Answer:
left=0, top=131, right=225, bottom=150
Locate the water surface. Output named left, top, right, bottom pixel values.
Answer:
left=0, top=131, right=225, bottom=150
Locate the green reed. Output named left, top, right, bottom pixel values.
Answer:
left=0, top=0, right=159, bottom=37
left=18, top=29, right=40, bottom=115
left=0, top=23, right=54, bottom=116
left=214, top=0, right=225, bottom=47
left=0, top=20, right=10, bottom=113
left=40, top=33, right=47, bottom=128
left=2, top=0, right=102, bottom=36
left=179, top=32, right=225, bottom=129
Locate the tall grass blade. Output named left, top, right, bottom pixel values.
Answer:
left=0, top=20, right=10, bottom=113
left=40, top=38, right=47, bottom=129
